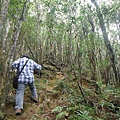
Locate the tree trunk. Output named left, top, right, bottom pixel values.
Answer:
left=0, top=0, right=10, bottom=43
left=91, top=0, right=120, bottom=85
left=0, top=0, right=29, bottom=108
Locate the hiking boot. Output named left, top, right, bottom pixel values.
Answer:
left=15, top=109, right=21, bottom=116
left=33, top=98, right=38, bottom=103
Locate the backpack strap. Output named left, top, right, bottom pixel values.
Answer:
left=18, top=59, right=29, bottom=76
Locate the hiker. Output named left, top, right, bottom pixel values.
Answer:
left=12, top=54, right=42, bottom=115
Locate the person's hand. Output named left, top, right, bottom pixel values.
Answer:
left=41, top=64, right=44, bottom=68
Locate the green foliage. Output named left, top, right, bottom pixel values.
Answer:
left=38, top=106, right=44, bottom=114
left=0, top=1, right=3, bottom=13
left=55, top=80, right=68, bottom=91
left=8, top=0, right=25, bottom=18
left=51, top=106, right=69, bottom=119
left=67, top=107, right=96, bottom=120
left=0, top=110, right=4, bottom=120
left=52, top=106, right=63, bottom=113
left=76, top=110, right=95, bottom=120
left=56, top=111, right=68, bottom=120
left=42, top=79, right=48, bottom=84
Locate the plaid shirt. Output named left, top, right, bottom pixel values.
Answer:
left=12, top=57, right=42, bottom=84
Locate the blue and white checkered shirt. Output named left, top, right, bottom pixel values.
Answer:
left=12, top=57, right=42, bottom=84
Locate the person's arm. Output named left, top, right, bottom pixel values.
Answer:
left=33, top=61, right=42, bottom=70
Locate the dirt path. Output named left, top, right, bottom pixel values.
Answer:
left=4, top=73, right=67, bottom=120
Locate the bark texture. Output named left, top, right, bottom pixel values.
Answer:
left=91, top=0, right=120, bottom=84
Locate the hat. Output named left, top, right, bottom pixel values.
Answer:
left=22, top=53, right=30, bottom=58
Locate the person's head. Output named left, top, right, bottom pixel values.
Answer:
left=22, top=53, right=30, bottom=59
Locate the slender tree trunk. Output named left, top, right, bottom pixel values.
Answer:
left=2, top=19, right=10, bottom=49
left=0, top=0, right=10, bottom=44
left=1, top=0, right=29, bottom=108
left=91, top=0, right=120, bottom=84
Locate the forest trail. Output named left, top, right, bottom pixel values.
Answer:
left=3, top=72, right=68, bottom=120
